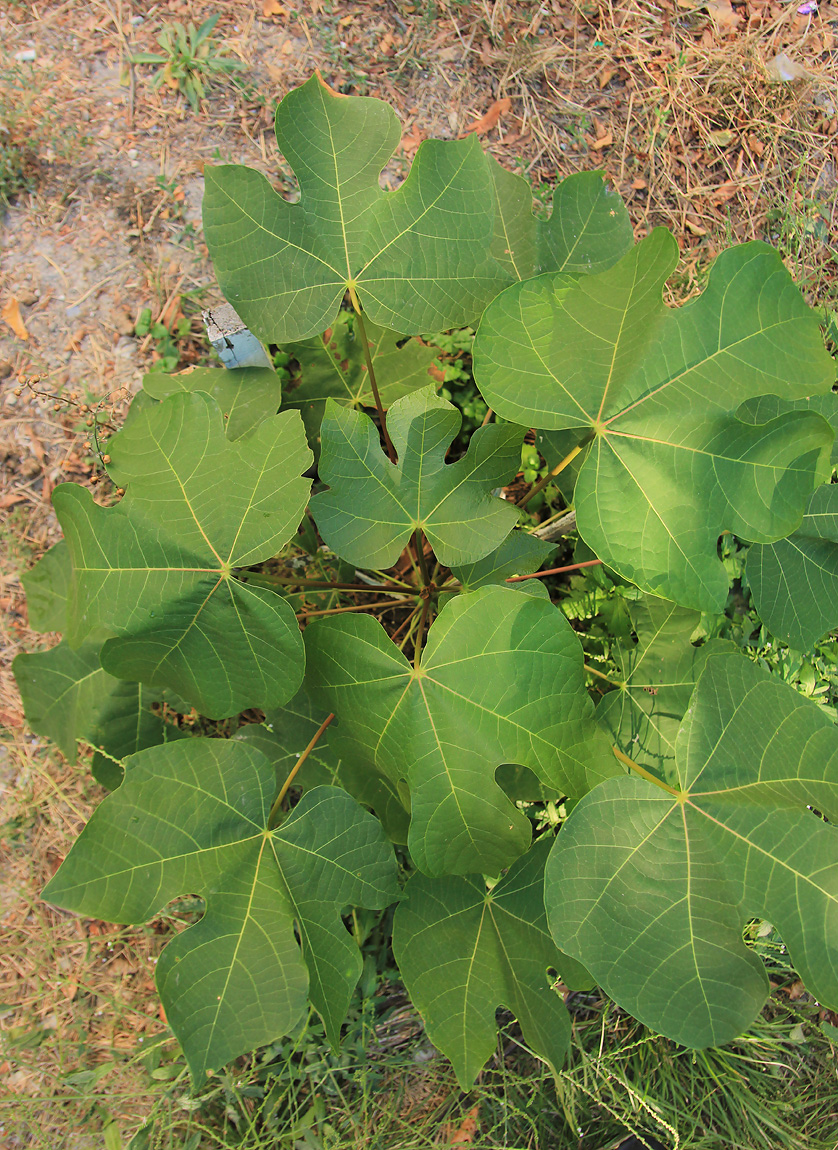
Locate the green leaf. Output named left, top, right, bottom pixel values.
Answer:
left=203, top=75, right=506, bottom=343
left=393, top=840, right=584, bottom=1088
left=309, top=386, right=523, bottom=569
left=21, top=541, right=72, bottom=633
left=738, top=391, right=838, bottom=465
left=474, top=232, right=835, bottom=612
left=236, top=687, right=410, bottom=843
left=450, top=529, right=554, bottom=600
left=305, top=585, right=617, bottom=876
left=596, top=596, right=732, bottom=784
left=285, top=312, right=442, bottom=452
left=545, top=651, right=838, bottom=1047
left=490, top=159, right=632, bottom=281
left=748, top=483, right=838, bottom=652
left=54, top=391, right=312, bottom=718
left=12, top=640, right=181, bottom=787
left=43, top=740, right=399, bottom=1080
left=140, top=365, right=282, bottom=441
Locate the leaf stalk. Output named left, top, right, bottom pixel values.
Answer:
left=506, top=558, right=603, bottom=583
left=267, top=713, right=335, bottom=829
left=351, top=303, right=397, bottom=464
left=516, top=440, right=589, bottom=509
left=611, top=745, right=681, bottom=797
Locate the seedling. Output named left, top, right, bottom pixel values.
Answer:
left=131, top=15, right=246, bottom=113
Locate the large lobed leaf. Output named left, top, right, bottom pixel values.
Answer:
left=203, top=74, right=506, bottom=342
left=474, top=231, right=835, bottom=612
left=13, top=639, right=182, bottom=789
left=748, top=483, right=838, bottom=653
left=305, top=585, right=616, bottom=876
left=741, top=393, right=838, bottom=651
left=490, top=159, right=632, bottom=282
left=43, top=740, right=399, bottom=1081
left=309, top=386, right=523, bottom=569
left=596, top=595, right=732, bottom=785
left=546, top=651, right=838, bottom=1047
left=393, top=840, right=588, bottom=1088
left=139, top=365, right=283, bottom=441
left=54, top=391, right=312, bottom=718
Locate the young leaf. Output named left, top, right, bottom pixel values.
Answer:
left=13, top=640, right=181, bottom=787
left=140, top=365, right=283, bottom=441
left=474, top=232, right=835, bottom=612
left=236, top=687, right=410, bottom=843
left=545, top=651, right=838, bottom=1048
left=305, top=585, right=617, bottom=876
left=309, top=386, right=523, bottom=569
left=43, top=741, right=399, bottom=1081
left=393, top=840, right=587, bottom=1088
left=449, top=529, right=554, bottom=599
left=203, top=74, right=506, bottom=342
left=284, top=313, right=441, bottom=452
left=596, top=596, right=732, bottom=783
left=490, top=159, right=632, bottom=281
left=55, top=392, right=312, bottom=718
left=748, top=483, right=838, bottom=652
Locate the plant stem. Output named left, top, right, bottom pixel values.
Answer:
left=414, top=529, right=431, bottom=588
left=267, top=713, right=335, bottom=829
left=516, top=441, right=588, bottom=509
left=243, top=575, right=407, bottom=592
left=584, top=663, right=623, bottom=687
left=297, top=598, right=414, bottom=620
left=413, top=596, right=431, bottom=670
left=351, top=302, right=397, bottom=464
left=611, top=745, right=681, bottom=798
left=506, top=558, right=602, bottom=583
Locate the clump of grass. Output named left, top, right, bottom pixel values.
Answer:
left=131, top=15, right=246, bottom=114
left=0, top=63, right=84, bottom=205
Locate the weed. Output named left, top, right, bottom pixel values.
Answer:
left=131, top=15, right=246, bottom=113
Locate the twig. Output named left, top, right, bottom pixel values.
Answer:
left=296, top=598, right=414, bottom=620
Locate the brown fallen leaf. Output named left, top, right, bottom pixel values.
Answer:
left=461, top=97, right=511, bottom=136
left=0, top=492, right=27, bottom=509
left=591, top=132, right=613, bottom=150
left=262, top=0, right=287, bottom=16
left=400, top=123, right=426, bottom=156
left=1, top=297, right=29, bottom=341
left=448, top=1104, right=480, bottom=1145
left=705, top=0, right=742, bottom=33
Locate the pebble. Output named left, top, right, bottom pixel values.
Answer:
left=0, top=360, right=13, bottom=379
left=112, top=309, right=135, bottom=336
left=127, top=148, right=138, bottom=160
left=16, top=289, right=38, bottom=306
left=14, top=49, right=36, bottom=62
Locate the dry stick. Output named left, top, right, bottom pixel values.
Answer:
left=297, top=598, right=414, bottom=620
left=506, top=558, right=602, bottom=583
left=516, top=441, right=587, bottom=509
left=267, top=713, right=335, bottom=829
left=611, top=745, right=681, bottom=798
left=351, top=300, right=397, bottom=464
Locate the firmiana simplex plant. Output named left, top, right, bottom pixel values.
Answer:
left=14, top=74, right=838, bottom=1089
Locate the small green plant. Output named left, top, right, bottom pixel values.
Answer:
left=134, top=307, right=192, bottom=372
left=131, top=15, right=246, bottom=113
left=12, top=76, right=838, bottom=1127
